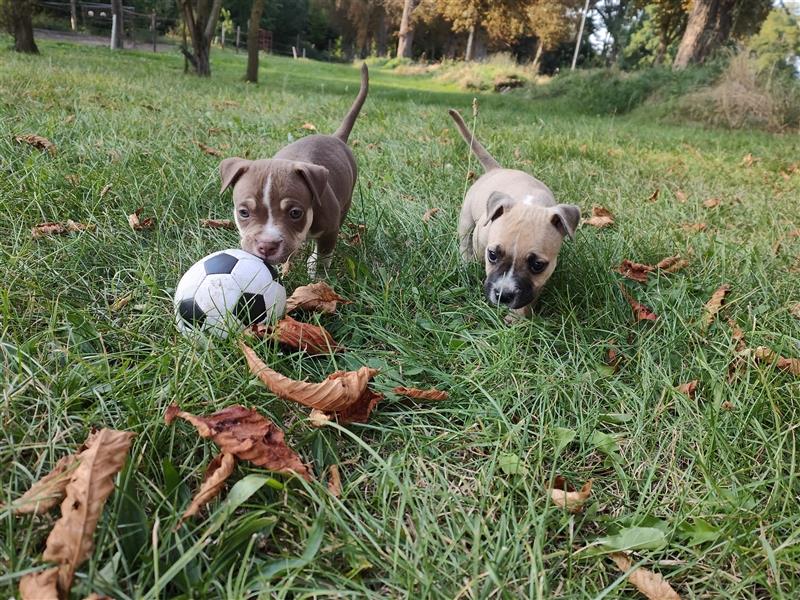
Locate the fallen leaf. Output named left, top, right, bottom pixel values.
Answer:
left=264, top=315, right=341, bottom=355
left=741, top=153, right=758, bottom=167
left=301, top=122, right=317, bottom=131
left=128, top=208, right=155, bottom=231
left=241, top=342, right=382, bottom=423
left=280, top=260, right=292, bottom=277
left=681, top=222, right=707, bottom=233
left=165, top=403, right=311, bottom=480
left=65, top=174, right=80, bottom=186
left=42, top=429, right=135, bottom=596
left=619, top=285, right=658, bottom=322
left=15, top=134, right=56, bottom=155
left=584, top=205, right=615, bottom=228
left=610, top=553, right=681, bottom=600
left=606, top=344, right=621, bottom=372
left=655, top=255, right=689, bottom=273
left=647, top=189, right=659, bottom=203
left=789, top=303, right=800, bottom=319
left=200, top=218, right=236, bottom=229
left=423, top=207, right=441, bottom=222
left=12, top=453, right=81, bottom=515
left=32, top=220, right=95, bottom=239
left=674, top=189, right=687, bottom=203
left=676, top=380, right=698, bottom=398
left=64, top=114, right=76, bottom=124
left=286, top=282, right=349, bottom=314
left=721, top=400, right=735, bottom=410
left=180, top=452, right=236, bottom=524
left=579, top=143, right=588, bottom=154
left=728, top=319, right=745, bottom=351
left=618, top=260, right=654, bottom=283
left=99, top=183, right=113, bottom=198
left=467, top=170, right=477, bottom=181
left=393, top=386, right=449, bottom=401
left=703, top=197, right=720, bottom=209
left=110, top=293, right=132, bottom=312
left=702, top=285, right=730, bottom=327
left=196, top=141, right=222, bottom=157
left=327, top=464, right=342, bottom=497
left=19, top=567, right=59, bottom=600
left=754, top=347, right=800, bottom=377
left=308, top=409, right=331, bottom=427
left=548, top=477, right=592, bottom=513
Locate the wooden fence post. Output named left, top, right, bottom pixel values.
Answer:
left=236, top=26, right=240, bottom=53
left=151, top=13, right=157, bottom=52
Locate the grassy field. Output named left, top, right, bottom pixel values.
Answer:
left=1, top=39, right=799, bottom=599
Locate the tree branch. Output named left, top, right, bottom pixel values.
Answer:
left=204, top=0, right=224, bottom=41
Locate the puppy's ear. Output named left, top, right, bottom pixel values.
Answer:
left=550, top=204, right=581, bottom=240
left=295, top=162, right=329, bottom=205
left=219, top=158, right=251, bottom=194
left=483, top=191, right=513, bottom=226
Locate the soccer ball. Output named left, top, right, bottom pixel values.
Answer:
left=174, top=249, right=286, bottom=338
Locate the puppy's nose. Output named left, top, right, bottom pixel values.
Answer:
left=256, top=240, right=281, bottom=257
left=492, top=289, right=517, bottom=305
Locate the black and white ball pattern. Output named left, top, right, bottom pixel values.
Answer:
left=174, top=249, right=286, bottom=338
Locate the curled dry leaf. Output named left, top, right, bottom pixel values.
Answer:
left=618, top=260, right=653, bottom=283
left=610, top=552, right=681, bottom=600
left=309, top=409, right=331, bottom=427
left=42, top=429, right=135, bottom=596
left=270, top=315, right=341, bottom=355
left=241, top=341, right=382, bottom=423
left=99, top=183, right=113, bottom=198
left=128, top=208, right=155, bottom=231
left=584, top=205, right=615, bottom=228
left=789, top=303, right=800, bottom=319
left=180, top=452, right=236, bottom=524
left=15, top=134, right=56, bottom=155
left=728, top=319, right=745, bottom=351
left=754, top=347, right=800, bottom=377
left=301, top=122, right=317, bottom=131
left=681, top=222, right=707, bottom=233
left=19, top=567, right=59, bottom=600
left=393, top=386, right=449, bottom=401
left=110, top=293, right=132, bottom=312
left=702, top=285, right=731, bottom=327
left=12, top=453, right=81, bottom=515
left=647, top=189, right=659, bottom=203
left=32, top=220, right=95, bottom=239
left=655, top=255, right=689, bottom=273
left=286, top=281, right=349, bottom=314
left=676, top=380, right=698, bottom=398
left=196, top=141, right=222, bottom=157
left=327, top=464, right=342, bottom=498
left=165, top=403, right=311, bottom=480
left=619, top=284, right=658, bottom=322
left=200, top=218, right=236, bottom=229
left=741, top=153, right=757, bottom=167
left=674, top=189, right=687, bottom=203
left=703, top=198, right=720, bottom=209
left=549, top=476, right=592, bottom=513
left=423, top=207, right=441, bottom=222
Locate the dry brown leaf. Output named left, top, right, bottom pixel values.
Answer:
left=681, top=222, right=707, bottom=233
left=64, top=114, right=76, bottom=124
left=423, top=207, right=441, bottom=222
left=280, top=260, right=292, bottom=277
left=703, top=197, right=720, bottom=209
left=286, top=282, right=349, bottom=314
left=617, top=260, right=654, bottom=283
left=584, top=205, right=615, bottom=228
left=196, top=141, right=222, bottom=157
left=393, top=386, right=449, bottom=401
left=579, top=143, right=588, bottom=154
left=676, top=380, right=698, bottom=398
left=754, top=347, right=800, bottom=377
left=610, top=553, right=681, bottom=600
left=789, top=303, right=800, bottom=319
left=702, top=284, right=731, bottom=327
left=12, top=454, right=81, bottom=515
left=128, top=208, right=155, bottom=231
left=301, top=122, right=317, bottom=131
left=270, top=315, right=341, bottom=355
left=42, top=429, right=135, bottom=596
left=655, top=256, right=689, bottom=273
left=241, top=342, right=382, bottom=423
left=327, top=464, right=342, bottom=498
left=674, top=189, right=687, bottom=203
left=110, top=293, right=132, bottom=312
left=19, top=567, right=59, bottom=600
left=99, top=183, right=113, bottom=198
left=65, top=174, right=80, bottom=186
left=15, top=134, right=56, bottom=155
left=741, top=153, right=757, bottom=167
left=619, top=285, right=658, bottom=322
left=32, top=221, right=95, bottom=239
left=647, top=189, right=659, bottom=203
left=729, top=319, right=745, bottom=351
left=180, top=452, right=235, bottom=523
left=549, top=477, right=592, bottom=513
left=200, top=218, right=236, bottom=229
left=165, top=403, right=311, bottom=480
left=309, top=409, right=331, bottom=427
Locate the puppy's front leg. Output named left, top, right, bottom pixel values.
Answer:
left=457, top=202, right=476, bottom=262
left=307, top=232, right=337, bottom=279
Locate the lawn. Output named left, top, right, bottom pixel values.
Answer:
left=1, top=39, right=799, bottom=599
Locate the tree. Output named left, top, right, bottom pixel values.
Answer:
left=2, top=0, right=39, bottom=53
left=70, top=0, right=78, bottom=31
left=397, top=0, right=418, bottom=58
left=111, top=0, right=124, bottom=49
left=673, top=0, right=771, bottom=68
left=628, top=0, right=686, bottom=66
left=178, top=0, right=224, bottom=76
left=245, top=0, right=265, bottom=82
left=748, top=7, right=800, bottom=72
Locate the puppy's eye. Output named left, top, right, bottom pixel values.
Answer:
left=288, top=207, right=304, bottom=220
left=529, top=258, right=548, bottom=274
left=487, top=249, right=498, bottom=263
left=238, top=208, right=250, bottom=218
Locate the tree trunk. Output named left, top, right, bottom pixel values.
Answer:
left=673, top=0, right=734, bottom=69
left=396, top=0, right=415, bottom=59
left=531, top=41, right=544, bottom=74
left=8, top=0, right=39, bottom=53
left=376, top=10, right=387, bottom=56
left=70, top=0, right=78, bottom=31
left=654, top=35, right=667, bottom=65
left=111, top=0, right=124, bottom=49
left=179, top=0, right=223, bottom=77
left=465, top=24, right=475, bottom=61
left=245, top=0, right=264, bottom=82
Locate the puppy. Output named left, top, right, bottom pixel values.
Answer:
left=219, top=65, right=369, bottom=277
left=448, top=109, right=580, bottom=320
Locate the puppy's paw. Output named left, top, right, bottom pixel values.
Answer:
left=504, top=305, right=532, bottom=325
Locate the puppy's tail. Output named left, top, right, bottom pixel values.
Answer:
left=448, top=108, right=501, bottom=172
left=333, top=64, right=369, bottom=143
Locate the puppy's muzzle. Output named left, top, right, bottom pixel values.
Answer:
left=484, top=273, right=534, bottom=309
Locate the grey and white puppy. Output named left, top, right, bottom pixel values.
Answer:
left=219, top=65, right=369, bottom=277
left=448, top=109, right=580, bottom=319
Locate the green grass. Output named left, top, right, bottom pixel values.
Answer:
left=2, top=40, right=800, bottom=599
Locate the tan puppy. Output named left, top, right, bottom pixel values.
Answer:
left=219, top=65, right=369, bottom=277
left=448, top=109, right=580, bottom=319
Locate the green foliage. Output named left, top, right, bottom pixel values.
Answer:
left=748, top=7, right=800, bottom=72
